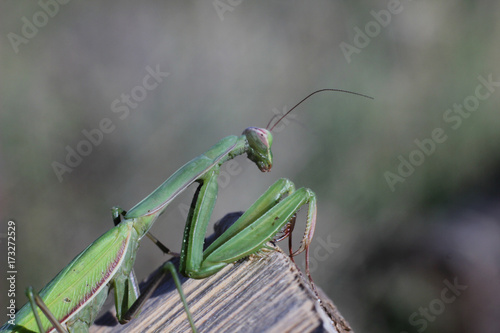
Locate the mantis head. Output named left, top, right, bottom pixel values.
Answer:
left=243, top=127, right=273, bottom=172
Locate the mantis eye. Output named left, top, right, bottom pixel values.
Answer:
left=243, top=127, right=273, bottom=151
left=243, top=127, right=273, bottom=172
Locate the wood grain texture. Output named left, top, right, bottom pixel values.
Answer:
left=90, top=244, right=352, bottom=333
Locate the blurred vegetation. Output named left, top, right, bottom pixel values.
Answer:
left=1, top=1, right=500, bottom=332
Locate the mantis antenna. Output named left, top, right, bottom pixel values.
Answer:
left=266, top=88, right=374, bottom=131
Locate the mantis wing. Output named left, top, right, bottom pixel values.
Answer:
left=11, top=222, right=135, bottom=333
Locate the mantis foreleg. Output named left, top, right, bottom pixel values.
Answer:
left=179, top=177, right=318, bottom=293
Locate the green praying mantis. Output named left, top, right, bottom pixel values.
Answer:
left=1, top=89, right=372, bottom=333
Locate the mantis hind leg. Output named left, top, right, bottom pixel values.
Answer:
left=120, top=261, right=197, bottom=333
left=26, top=286, right=68, bottom=333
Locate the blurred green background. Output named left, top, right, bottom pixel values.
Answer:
left=1, top=1, right=500, bottom=332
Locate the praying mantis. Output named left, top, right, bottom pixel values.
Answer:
left=0, top=89, right=372, bottom=333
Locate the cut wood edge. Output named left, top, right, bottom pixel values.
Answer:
left=90, top=243, right=353, bottom=333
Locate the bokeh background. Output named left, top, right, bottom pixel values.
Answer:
left=1, top=1, right=500, bottom=333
